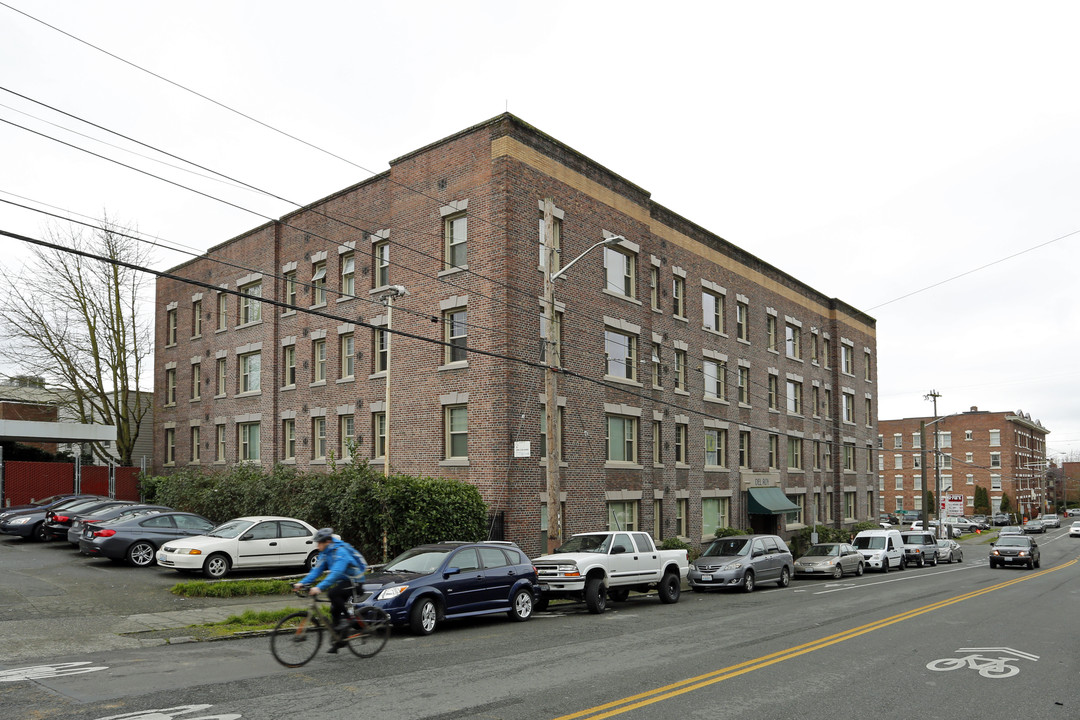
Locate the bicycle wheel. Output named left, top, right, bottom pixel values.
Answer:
left=347, top=607, right=391, bottom=659
left=271, top=612, right=323, bottom=667
left=925, top=657, right=966, bottom=672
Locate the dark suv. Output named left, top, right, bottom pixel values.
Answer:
left=989, top=536, right=1041, bottom=569
left=356, top=541, right=538, bottom=635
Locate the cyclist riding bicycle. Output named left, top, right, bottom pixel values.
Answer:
left=294, top=528, right=368, bottom=653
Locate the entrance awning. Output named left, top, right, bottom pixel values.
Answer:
left=747, top=487, right=800, bottom=515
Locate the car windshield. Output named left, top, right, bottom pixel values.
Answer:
left=701, top=537, right=751, bottom=557
left=384, top=547, right=451, bottom=574
left=853, top=536, right=886, bottom=550
left=807, top=544, right=839, bottom=556
left=206, top=519, right=254, bottom=538
left=996, top=537, right=1031, bottom=547
left=32, top=495, right=64, bottom=506
left=555, top=535, right=611, bottom=554
left=937, top=540, right=950, bottom=548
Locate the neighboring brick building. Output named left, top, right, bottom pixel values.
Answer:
left=877, top=407, right=1049, bottom=521
left=153, top=114, right=878, bottom=554
left=0, top=397, right=59, bottom=454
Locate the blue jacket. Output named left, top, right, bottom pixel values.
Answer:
left=299, top=538, right=367, bottom=590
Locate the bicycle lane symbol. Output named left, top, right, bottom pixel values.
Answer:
left=926, top=647, right=1039, bottom=678
left=0, top=661, right=109, bottom=682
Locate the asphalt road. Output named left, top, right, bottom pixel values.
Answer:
left=2, top=529, right=1079, bottom=720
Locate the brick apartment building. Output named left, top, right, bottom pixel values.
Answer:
left=153, top=114, right=878, bottom=553
left=877, top=407, right=1049, bottom=521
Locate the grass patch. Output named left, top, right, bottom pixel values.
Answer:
left=171, top=578, right=294, bottom=598
left=188, top=608, right=302, bottom=638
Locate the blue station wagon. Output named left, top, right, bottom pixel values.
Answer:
left=356, top=541, right=538, bottom=635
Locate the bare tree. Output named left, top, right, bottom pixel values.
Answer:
left=0, top=216, right=152, bottom=465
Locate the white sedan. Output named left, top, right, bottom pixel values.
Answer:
left=156, top=516, right=320, bottom=579
left=1069, top=522, right=1080, bottom=538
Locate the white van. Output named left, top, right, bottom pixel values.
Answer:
left=852, top=528, right=906, bottom=572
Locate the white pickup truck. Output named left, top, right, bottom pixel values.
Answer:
left=531, top=531, right=689, bottom=613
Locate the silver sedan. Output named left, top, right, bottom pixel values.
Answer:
left=936, top=539, right=963, bottom=563
left=794, top=543, right=864, bottom=578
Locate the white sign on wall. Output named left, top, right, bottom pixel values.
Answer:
left=513, top=441, right=531, bottom=458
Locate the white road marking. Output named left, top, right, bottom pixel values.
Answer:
left=0, top=661, right=108, bottom=682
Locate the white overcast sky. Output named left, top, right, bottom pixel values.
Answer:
left=1, top=2, right=1078, bottom=456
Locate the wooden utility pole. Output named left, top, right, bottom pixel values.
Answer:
left=543, top=197, right=562, bottom=553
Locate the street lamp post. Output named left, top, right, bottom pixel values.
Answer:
left=920, top=392, right=957, bottom=539
left=542, top=198, right=622, bottom=552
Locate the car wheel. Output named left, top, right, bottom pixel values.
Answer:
left=31, top=522, right=48, bottom=542
left=659, top=571, right=682, bottom=603
left=533, top=596, right=549, bottom=612
left=304, top=550, right=319, bottom=572
left=608, top=587, right=630, bottom=603
left=410, top=597, right=438, bottom=635
left=742, top=570, right=755, bottom=593
left=957, top=552, right=963, bottom=563
left=832, top=565, right=843, bottom=579
left=585, top=576, right=607, bottom=613
left=126, top=541, right=156, bottom=567
left=507, top=589, right=533, bottom=622
left=882, top=557, right=890, bottom=573
left=777, top=566, right=791, bottom=588
left=855, top=562, right=864, bottom=576
left=202, top=553, right=231, bottom=579
left=918, top=557, right=925, bottom=568
left=1028, top=559, right=1035, bottom=569
left=1034, top=558, right=1041, bottom=568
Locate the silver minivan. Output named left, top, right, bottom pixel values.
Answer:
left=688, top=534, right=793, bottom=592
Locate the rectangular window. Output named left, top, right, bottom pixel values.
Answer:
left=705, top=428, right=726, bottom=467
left=895, top=475, right=904, bottom=490
left=941, top=475, right=953, bottom=492
left=653, top=420, right=663, bottom=465
left=340, top=334, right=355, bottom=379
left=603, top=247, right=635, bottom=298
left=965, top=430, right=973, bottom=441
left=785, top=324, right=801, bottom=359
left=676, top=499, right=687, bottom=537
left=913, top=454, right=922, bottom=469
left=787, top=437, right=803, bottom=470
left=158, top=428, right=175, bottom=468
left=445, top=213, right=467, bottom=269
left=538, top=216, right=561, bottom=272
left=844, top=443, right=856, bottom=471
left=311, top=417, right=326, bottom=460
left=843, top=392, right=855, bottom=423
left=240, top=282, right=262, bottom=325
left=844, top=492, right=856, bottom=520
left=786, top=380, right=802, bottom=414
left=374, top=328, right=388, bottom=373
left=313, top=339, right=326, bottom=382
left=965, top=452, right=974, bottom=464
left=216, top=424, right=226, bottom=462
left=341, top=252, right=355, bottom=296
left=703, top=291, right=724, bottom=332
left=653, top=499, right=663, bottom=540
left=894, top=454, right=903, bottom=470
left=914, top=474, right=922, bottom=491
left=989, top=429, right=1000, bottom=447
left=372, top=412, right=386, bottom=459
left=867, top=447, right=874, bottom=472
left=811, top=385, right=820, bottom=416
left=190, top=426, right=200, bottom=463
left=811, top=333, right=819, bottom=363
left=823, top=442, right=833, bottom=471
left=912, top=432, right=921, bottom=449
left=239, top=422, right=260, bottom=462
left=768, top=434, right=780, bottom=469
left=311, top=262, right=327, bottom=305
left=608, top=501, right=638, bottom=532
left=913, top=495, right=923, bottom=511
left=768, top=375, right=779, bottom=410
left=894, top=496, right=904, bottom=513
left=674, top=423, right=688, bottom=464
left=823, top=338, right=831, bottom=368
left=672, top=276, right=685, bottom=317
left=239, top=352, right=261, bottom=393
left=766, top=315, right=777, bottom=352
left=967, top=474, right=975, bottom=485
left=374, top=241, right=390, bottom=288
left=191, top=363, right=201, bottom=400
left=282, top=419, right=295, bottom=461
left=786, top=495, right=804, bottom=525
left=739, top=431, right=751, bottom=468
left=991, top=474, right=1002, bottom=491
left=814, top=441, right=822, bottom=470
left=864, top=351, right=872, bottom=381
left=283, top=345, right=296, bottom=387
left=444, top=309, right=467, bottom=364
left=605, top=330, right=637, bottom=380
left=649, top=267, right=660, bottom=311
left=674, top=350, right=686, bottom=391
left=738, top=367, right=750, bottom=404
left=339, top=414, right=354, bottom=460
left=893, top=433, right=903, bottom=449
left=990, top=452, right=1001, bottom=468
left=166, top=309, right=177, bottom=346
left=703, top=360, right=725, bottom=399
left=284, top=271, right=297, bottom=309
left=606, top=415, right=637, bottom=463
left=192, top=300, right=202, bottom=338
left=824, top=388, right=832, bottom=419
left=540, top=309, right=562, bottom=364
left=865, top=398, right=873, bottom=426
left=841, top=345, right=853, bottom=374
left=651, top=343, right=662, bottom=388
left=445, top=405, right=468, bottom=458
left=736, top=301, right=749, bottom=341
left=938, top=431, right=952, bottom=449
left=165, top=369, right=176, bottom=406
left=703, top=498, right=729, bottom=536
left=539, top=406, right=563, bottom=457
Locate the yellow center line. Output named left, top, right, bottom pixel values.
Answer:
left=555, top=559, right=1076, bottom=720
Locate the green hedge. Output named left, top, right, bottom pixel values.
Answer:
left=142, top=460, right=488, bottom=561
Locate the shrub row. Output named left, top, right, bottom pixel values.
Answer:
left=141, top=460, right=489, bottom=561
